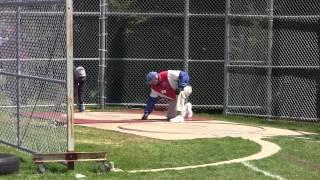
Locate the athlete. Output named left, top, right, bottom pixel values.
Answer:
left=142, top=70, right=193, bottom=122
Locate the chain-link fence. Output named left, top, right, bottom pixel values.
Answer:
left=74, top=0, right=226, bottom=109
left=0, top=0, right=68, bottom=153
left=225, top=0, right=320, bottom=121
left=72, top=0, right=320, bottom=121
left=0, top=0, right=319, bottom=154
left=73, top=1, right=99, bottom=106
left=99, top=0, right=225, bottom=109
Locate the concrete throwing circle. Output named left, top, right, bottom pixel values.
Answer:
left=118, top=121, right=265, bottom=137
left=74, top=111, right=209, bottom=124
left=75, top=111, right=308, bottom=139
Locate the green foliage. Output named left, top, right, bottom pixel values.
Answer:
left=109, top=0, right=131, bottom=12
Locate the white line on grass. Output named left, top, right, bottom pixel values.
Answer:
left=241, top=161, right=286, bottom=180
left=288, top=137, right=320, bottom=143
left=127, top=138, right=281, bottom=173
left=122, top=136, right=314, bottom=175
left=292, top=137, right=314, bottom=140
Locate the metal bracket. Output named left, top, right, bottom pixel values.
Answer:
left=33, top=151, right=108, bottom=173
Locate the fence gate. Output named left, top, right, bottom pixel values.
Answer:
left=0, top=0, right=72, bottom=153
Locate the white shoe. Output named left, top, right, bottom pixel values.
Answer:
left=170, top=115, right=184, bottom=123
left=185, top=102, right=193, bottom=118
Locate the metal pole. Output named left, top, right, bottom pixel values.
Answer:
left=99, top=0, right=107, bottom=109
left=16, top=6, right=21, bottom=146
left=266, top=0, right=274, bottom=116
left=223, top=0, right=231, bottom=115
left=66, top=0, right=74, bottom=153
left=183, top=0, right=190, bottom=71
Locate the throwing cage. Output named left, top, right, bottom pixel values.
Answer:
left=0, top=0, right=72, bottom=153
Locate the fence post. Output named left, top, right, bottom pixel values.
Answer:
left=183, top=0, right=190, bottom=71
left=66, top=0, right=74, bottom=155
left=266, top=0, right=274, bottom=117
left=15, top=6, right=21, bottom=147
left=99, top=0, right=107, bottom=109
left=223, top=0, right=231, bottom=115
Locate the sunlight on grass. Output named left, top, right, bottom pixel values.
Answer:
left=75, top=126, right=260, bottom=170
left=249, top=136, right=320, bottom=180
left=0, top=112, right=319, bottom=179
left=0, top=125, right=260, bottom=179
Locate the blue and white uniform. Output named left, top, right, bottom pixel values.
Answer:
left=144, top=70, right=191, bottom=118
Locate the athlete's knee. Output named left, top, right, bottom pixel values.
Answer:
left=182, top=86, right=192, bottom=97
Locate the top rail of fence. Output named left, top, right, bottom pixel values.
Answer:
left=0, top=0, right=64, bottom=6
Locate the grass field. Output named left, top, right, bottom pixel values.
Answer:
left=0, top=112, right=319, bottom=179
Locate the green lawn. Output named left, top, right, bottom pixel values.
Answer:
left=0, top=112, right=319, bottom=179
left=75, top=127, right=260, bottom=170
left=250, top=136, right=320, bottom=180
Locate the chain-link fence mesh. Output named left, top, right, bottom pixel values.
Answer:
left=1, top=0, right=318, bottom=153
left=73, top=0, right=99, bottom=105
left=100, top=0, right=226, bottom=109
left=72, top=0, right=320, bottom=121
left=73, top=0, right=226, bottom=109
left=0, top=1, right=68, bottom=152
left=226, top=0, right=320, bottom=121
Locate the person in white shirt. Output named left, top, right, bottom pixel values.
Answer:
left=74, top=66, right=86, bottom=112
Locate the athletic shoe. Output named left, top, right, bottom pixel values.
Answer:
left=169, top=115, right=184, bottom=122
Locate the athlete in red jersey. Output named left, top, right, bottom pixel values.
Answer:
left=142, top=70, right=193, bottom=122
